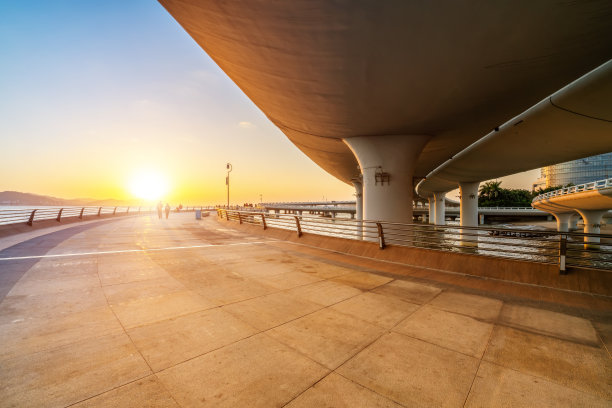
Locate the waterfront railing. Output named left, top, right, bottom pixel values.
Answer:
left=0, top=206, right=214, bottom=226
left=217, top=209, right=612, bottom=272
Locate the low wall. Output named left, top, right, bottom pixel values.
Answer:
left=217, top=218, right=611, bottom=297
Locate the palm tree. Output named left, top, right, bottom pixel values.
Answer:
left=479, top=180, right=502, bottom=202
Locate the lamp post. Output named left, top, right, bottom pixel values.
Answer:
left=226, top=163, right=232, bottom=208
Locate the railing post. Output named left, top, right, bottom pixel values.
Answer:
left=113, top=207, right=117, bottom=215
left=225, top=210, right=229, bottom=221
left=294, top=216, right=302, bottom=237
left=238, top=212, right=242, bottom=224
left=79, top=207, right=84, bottom=219
left=97, top=207, right=102, bottom=216
left=126, top=207, right=130, bottom=214
left=559, top=233, right=567, bottom=275
left=27, top=209, right=36, bottom=226
left=261, top=213, right=267, bottom=230
left=56, top=208, right=63, bottom=222
left=376, top=222, right=386, bottom=249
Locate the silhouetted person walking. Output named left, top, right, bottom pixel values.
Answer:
left=157, top=201, right=163, bottom=219
left=165, top=203, right=170, bottom=219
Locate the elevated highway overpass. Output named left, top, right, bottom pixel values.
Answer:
left=532, top=178, right=612, bottom=246
left=160, top=1, right=612, bottom=224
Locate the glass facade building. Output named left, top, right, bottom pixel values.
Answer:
left=532, top=152, right=612, bottom=190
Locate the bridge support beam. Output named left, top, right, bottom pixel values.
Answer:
left=433, top=192, right=446, bottom=225
left=577, top=209, right=607, bottom=248
left=569, top=214, right=580, bottom=231
left=550, top=212, right=576, bottom=233
left=352, top=180, right=363, bottom=221
left=459, top=182, right=479, bottom=227
left=344, top=135, right=429, bottom=223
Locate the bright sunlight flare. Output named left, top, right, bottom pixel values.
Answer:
left=128, top=169, right=170, bottom=201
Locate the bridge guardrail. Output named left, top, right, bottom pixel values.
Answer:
left=0, top=206, right=214, bottom=226
left=532, top=178, right=612, bottom=203
left=217, top=209, right=612, bottom=272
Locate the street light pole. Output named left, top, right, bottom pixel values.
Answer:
left=226, top=163, right=232, bottom=207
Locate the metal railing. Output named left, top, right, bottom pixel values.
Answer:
left=217, top=209, right=612, bottom=272
left=0, top=205, right=215, bottom=226
left=532, top=178, right=612, bottom=202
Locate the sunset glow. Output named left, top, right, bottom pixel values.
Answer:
left=128, top=169, right=170, bottom=201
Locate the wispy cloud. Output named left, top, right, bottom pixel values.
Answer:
left=238, top=121, right=255, bottom=129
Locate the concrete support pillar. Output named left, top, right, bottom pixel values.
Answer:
left=569, top=214, right=580, bottom=231
left=459, top=182, right=479, bottom=228
left=344, top=134, right=429, bottom=223
left=428, top=197, right=434, bottom=225
left=479, top=214, right=485, bottom=225
left=577, top=210, right=607, bottom=248
left=433, top=192, right=446, bottom=225
left=551, top=212, right=575, bottom=232
left=352, top=180, right=363, bottom=221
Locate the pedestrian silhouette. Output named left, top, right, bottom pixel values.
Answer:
left=157, top=201, right=163, bottom=219
left=165, top=203, right=170, bottom=219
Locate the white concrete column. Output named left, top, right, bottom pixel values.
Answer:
left=550, top=212, right=575, bottom=232
left=428, top=197, right=434, bottom=224
left=352, top=180, right=363, bottom=221
left=344, top=135, right=429, bottom=223
left=569, top=214, right=580, bottom=231
left=433, top=192, right=446, bottom=225
left=459, top=182, right=479, bottom=227
left=576, top=209, right=607, bottom=248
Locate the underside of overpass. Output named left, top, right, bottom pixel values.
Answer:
left=160, top=0, right=612, bottom=223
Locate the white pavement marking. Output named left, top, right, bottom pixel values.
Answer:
left=0, top=241, right=276, bottom=261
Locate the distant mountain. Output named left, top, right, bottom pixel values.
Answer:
left=0, top=191, right=134, bottom=207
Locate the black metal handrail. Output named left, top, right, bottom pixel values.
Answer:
left=217, top=209, right=612, bottom=272
left=0, top=205, right=216, bottom=227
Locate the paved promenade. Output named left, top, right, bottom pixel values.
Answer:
left=0, top=213, right=610, bottom=407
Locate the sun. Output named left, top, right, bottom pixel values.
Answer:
left=128, top=169, right=170, bottom=201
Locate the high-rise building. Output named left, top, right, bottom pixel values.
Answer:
left=532, top=152, right=612, bottom=190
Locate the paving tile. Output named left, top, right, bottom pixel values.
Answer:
left=483, top=326, right=612, bottom=399
left=72, top=375, right=179, bottom=407
left=337, top=332, right=479, bottom=407
left=254, top=270, right=323, bottom=290
left=156, top=333, right=328, bottom=408
left=0, top=287, right=108, bottom=324
left=285, top=372, right=402, bottom=408
left=128, top=308, right=258, bottom=371
left=103, top=276, right=187, bottom=305
left=331, top=292, right=419, bottom=328
left=331, top=271, right=393, bottom=290
left=428, top=291, right=503, bottom=321
left=372, top=279, right=441, bottom=304
left=394, top=305, right=493, bottom=357
left=7, top=273, right=100, bottom=296
left=194, top=277, right=278, bottom=306
left=97, top=257, right=170, bottom=286
left=0, top=306, right=122, bottom=361
left=267, top=308, right=385, bottom=369
left=499, top=304, right=599, bottom=345
left=222, top=291, right=322, bottom=331
left=286, top=280, right=362, bottom=306
left=0, top=332, right=151, bottom=408
left=111, top=290, right=216, bottom=328
left=465, top=361, right=609, bottom=408
left=296, top=262, right=355, bottom=279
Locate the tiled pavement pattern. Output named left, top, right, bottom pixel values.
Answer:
left=0, top=213, right=610, bottom=407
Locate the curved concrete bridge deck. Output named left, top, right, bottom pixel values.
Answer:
left=0, top=213, right=610, bottom=407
